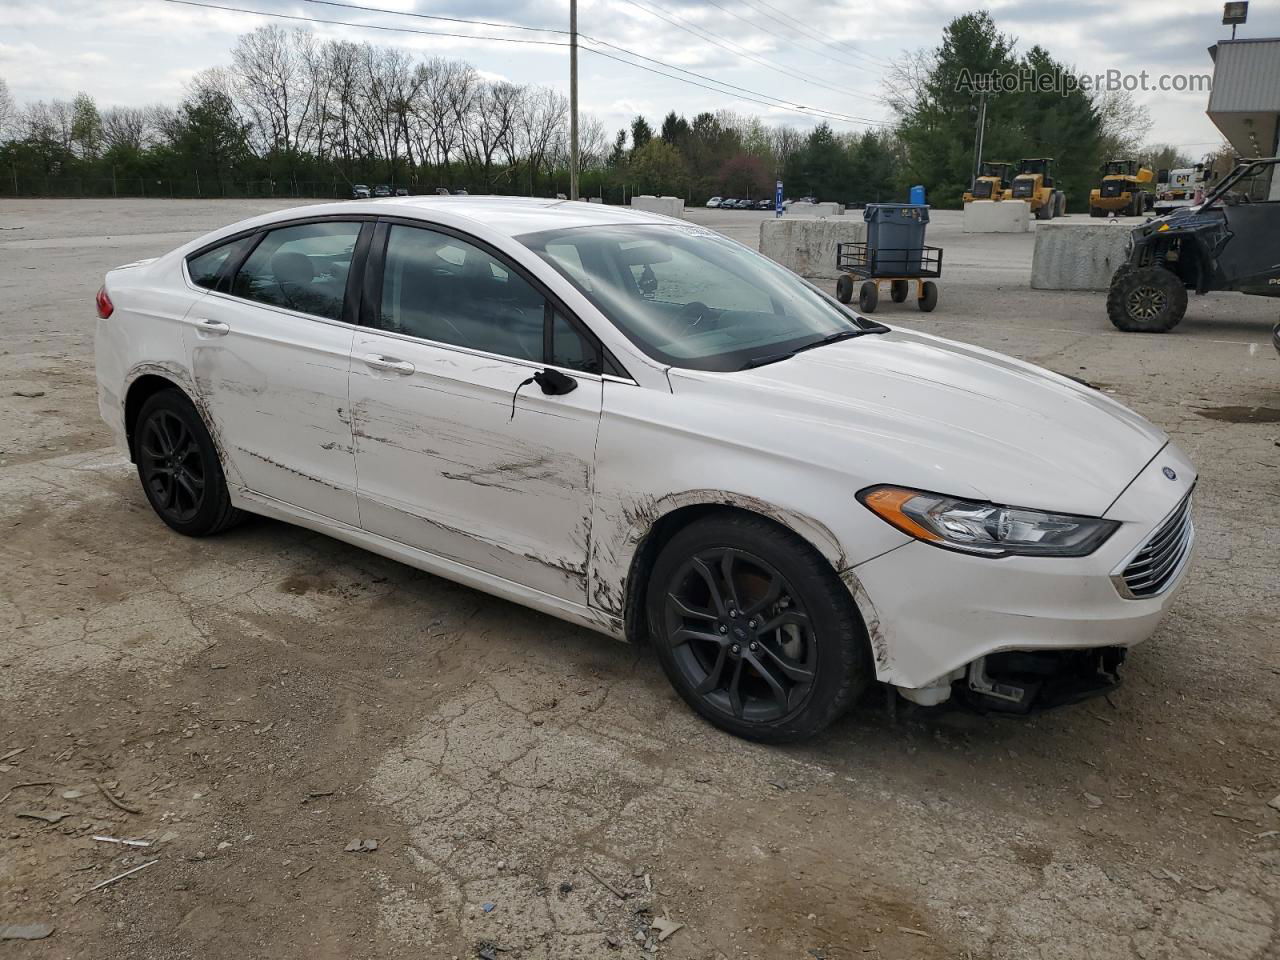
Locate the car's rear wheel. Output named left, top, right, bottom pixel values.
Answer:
left=134, top=389, right=243, bottom=536
left=646, top=513, right=871, bottom=742
left=1106, top=264, right=1187, bottom=332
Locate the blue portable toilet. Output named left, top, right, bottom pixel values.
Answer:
left=909, top=184, right=926, bottom=205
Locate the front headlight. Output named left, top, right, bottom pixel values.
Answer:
left=858, top=485, right=1119, bottom=558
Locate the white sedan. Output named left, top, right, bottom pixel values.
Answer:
left=94, top=197, right=1195, bottom=741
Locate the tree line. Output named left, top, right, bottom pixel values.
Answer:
left=0, top=12, right=1206, bottom=208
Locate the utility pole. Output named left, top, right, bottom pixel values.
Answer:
left=972, top=91, right=988, bottom=181
left=569, top=0, right=579, bottom=201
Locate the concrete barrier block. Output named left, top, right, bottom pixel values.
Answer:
left=630, top=195, right=685, bottom=218
left=1030, top=221, right=1133, bottom=290
left=760, top=218, right=867, bottom=280
left=782, top=201, right=845, bottom=218
left=963, top=200, right=1029, bottom=233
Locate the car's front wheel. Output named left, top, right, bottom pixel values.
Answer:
left=1106, top=264, right=1188, bottom=332
left=134, top=389, right=243, bottom=536
left=646, top=513, right=871, bottom=742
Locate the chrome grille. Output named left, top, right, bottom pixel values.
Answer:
left=1117, top=494, right=1193, bottom=599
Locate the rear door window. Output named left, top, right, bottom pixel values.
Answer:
left=230, top=222, right=362, bottom=321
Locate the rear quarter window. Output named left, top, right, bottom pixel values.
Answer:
left=186, top=235, right=255, bottom=292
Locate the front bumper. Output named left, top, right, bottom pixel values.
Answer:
left=854, top=443, right=1197, bottom=694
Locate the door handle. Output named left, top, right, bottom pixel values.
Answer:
left=192, top=318, right=230, bottom=336
left=363, top=354, right=415, bottom=375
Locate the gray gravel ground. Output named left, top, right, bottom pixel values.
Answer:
left=1, top=198, right=1277, bottom=960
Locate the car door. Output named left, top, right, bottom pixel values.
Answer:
left=348, top=220, right=604, bottom=603
left=1221, top=201, right=1280, bottom=291
left=184, top=218, right=368, bottom=526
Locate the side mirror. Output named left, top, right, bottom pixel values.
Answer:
left=533, top=368, right=578, bottom=396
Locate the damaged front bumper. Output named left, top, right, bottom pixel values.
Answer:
left=898, top=647, right=1127, bottom=712
left=854, top=445, right=1196, bottom=710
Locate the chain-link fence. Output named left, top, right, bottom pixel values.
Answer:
left=0, top=175, right=377, bottom=200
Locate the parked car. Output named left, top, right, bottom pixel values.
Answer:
left=95, top=197, right=1196, bottom=742
left=435, top=187, right=451, bottom=196
left=721, top=198, right=740, bottom=209
left=705, top=197, right=723, bottom=208
left=395, top=188, right=410, bottom=197
left=730, top=199, right=751, bottom=209
left=372, top=185, right=393, bottom=198
left=351, top=184, right=371, bottom=200
left=756, top=199, right=775, bottom=210
left=454, top=188, right=469, bottom=196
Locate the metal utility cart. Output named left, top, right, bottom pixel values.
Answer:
left=834, top=203, right=942, bottom=313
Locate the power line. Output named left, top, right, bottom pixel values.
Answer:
left=697, top=0, right=884, bottom=75
left=301, top=0, right=568, bottom=37
left=738, top=0, right=897, bottom=69
left=578, top=36, right=887, bottom=124
left=160, top=0, right=570, bottom=47
left=581, top=46, right=888, bottom=126
left=160, top=0, right=891, bottom=128
left=615, top=0, right=881, bottom=103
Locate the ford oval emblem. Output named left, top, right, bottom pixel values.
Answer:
left=1162, top=467, right=1177, bottom=481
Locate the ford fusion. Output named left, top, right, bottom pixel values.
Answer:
left=94, top=197, right=1195, bottom=741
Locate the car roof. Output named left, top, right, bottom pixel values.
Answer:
left=254, top=195, right=676, bottom=239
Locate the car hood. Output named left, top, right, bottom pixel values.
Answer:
left=668, top=327, right=1167, bottom=517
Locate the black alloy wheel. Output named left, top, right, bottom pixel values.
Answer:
left=647, top=513, right=871, bottom=742
left=139, top=409, right=206, bottom=524
left=134, top=389, right=243, bottom=536
left=663, top=547, right=817, bottom=724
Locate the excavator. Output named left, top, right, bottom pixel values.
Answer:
left=962, top=162, right=1013, bottom=204
left=1089, top=160, right=1154, bottom=217
left=1011, top=158, right=1067, bottom=220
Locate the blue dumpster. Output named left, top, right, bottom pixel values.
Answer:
left=863, top=203, right=930, bottom=275
left=909, top=184, right=926, bottom=205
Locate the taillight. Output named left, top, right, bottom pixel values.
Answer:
left=96, top=286, right=114, bottom=319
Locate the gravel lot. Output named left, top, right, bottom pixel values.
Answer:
left=1, top=198, right=1278, bottom=960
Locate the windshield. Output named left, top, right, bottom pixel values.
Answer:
left=518, top=223, right=872, bottom=371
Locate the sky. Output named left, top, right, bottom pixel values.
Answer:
left=3, top=0, right=1277, bottom=156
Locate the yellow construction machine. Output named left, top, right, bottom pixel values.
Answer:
left=1089, top=159, right=1153, bottom=217
left=1011, top=158, right=1066, bottom=219
left=962, top=162, right=1013, bottom=204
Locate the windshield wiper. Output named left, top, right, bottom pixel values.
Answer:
left=741, top=325, right=889, bottom=370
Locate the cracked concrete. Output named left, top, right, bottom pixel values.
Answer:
left=0, top=200, right=1277, bottom=960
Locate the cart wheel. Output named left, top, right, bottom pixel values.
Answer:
left=890, top=280, right=909, bottom=303
left=835, top=274, right=853, bottom=304
left=918, top=281, right=938, bottom=313
left=858, top=281, right=879, bottom=313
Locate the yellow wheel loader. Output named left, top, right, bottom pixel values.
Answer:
left=962, top=162, right=1013, bottom=204
left=1011, top=158, right=1066, bottom=220
left=1089, top=160, right=1154, bottom=217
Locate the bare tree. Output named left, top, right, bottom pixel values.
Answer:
left=515, top=85, right=567, bottom=194
left=0, top=77, right=15, bottom=142
left=1093, top=87, right=1153, bottom=159
left=231, top=25, right=315, bottom=157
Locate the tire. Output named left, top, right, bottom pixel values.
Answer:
left=858, top=280, right=879, bottom=313
left=1035, top=198, right=1052, bottom=221
left=134, top=389, right=243, bottom=536
left=1106, top=264, right=1187, bottom=332
left=835, top=273, right=853, bottom=304
left=645, top=513, right=872, bottom=742
left=890, top=279, right=909, bottom=303
left=918, top=280, right=938, bottom=313
left=1090, top=206, right=1104, bottom=218
left=1056, top=192, right=1067, bottom=217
